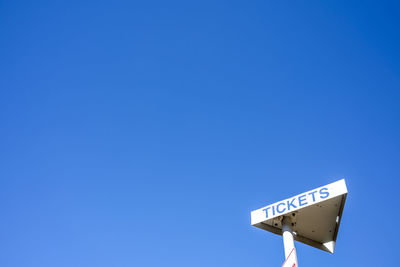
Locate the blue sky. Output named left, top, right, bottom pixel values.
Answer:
left=1, top=1, right=399, bottom=266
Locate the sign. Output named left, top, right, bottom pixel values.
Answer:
left=251, top=179, right=347, bottom=225
left=282, top=248, right=298, bottom=267
left=251, top=179, right=348, bottom=253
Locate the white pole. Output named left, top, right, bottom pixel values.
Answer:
left=282, top=216, right=295, bottom=260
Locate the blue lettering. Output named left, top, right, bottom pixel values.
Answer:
left=272, top=205, right=276, bottom=216
left=287, top=198, right=297, bottom=211
left=263, top=207, right=271, bottom=218
left=319, top=187, right=329, bottom=199
left=277, top=202, right=286, bottom=213
left=298, top=194, right=308, bottom=206
left=308, top=190, right=317, bottom=202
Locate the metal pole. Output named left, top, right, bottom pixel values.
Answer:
left=282, top=216, right=295, bottom=259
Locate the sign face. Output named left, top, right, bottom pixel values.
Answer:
left=251, top=179, right=348, bottom=253
left=282, top=248, right=298, bottom=267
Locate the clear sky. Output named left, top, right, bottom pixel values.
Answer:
left=1, top=1, right=399, bottom=266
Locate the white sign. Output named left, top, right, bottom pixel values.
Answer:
left=282, top=248, right=298, bottom=267
left=251, top=179, right=348, bottom=253
left=251, top=179, right=347, bottom=225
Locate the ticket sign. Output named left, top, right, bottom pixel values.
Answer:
left=251, top=179, right=348, bottom=253
left=282, top=248, right=298, bottom=267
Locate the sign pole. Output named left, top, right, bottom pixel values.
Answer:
left=282, top=216, right=295, bottom=260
